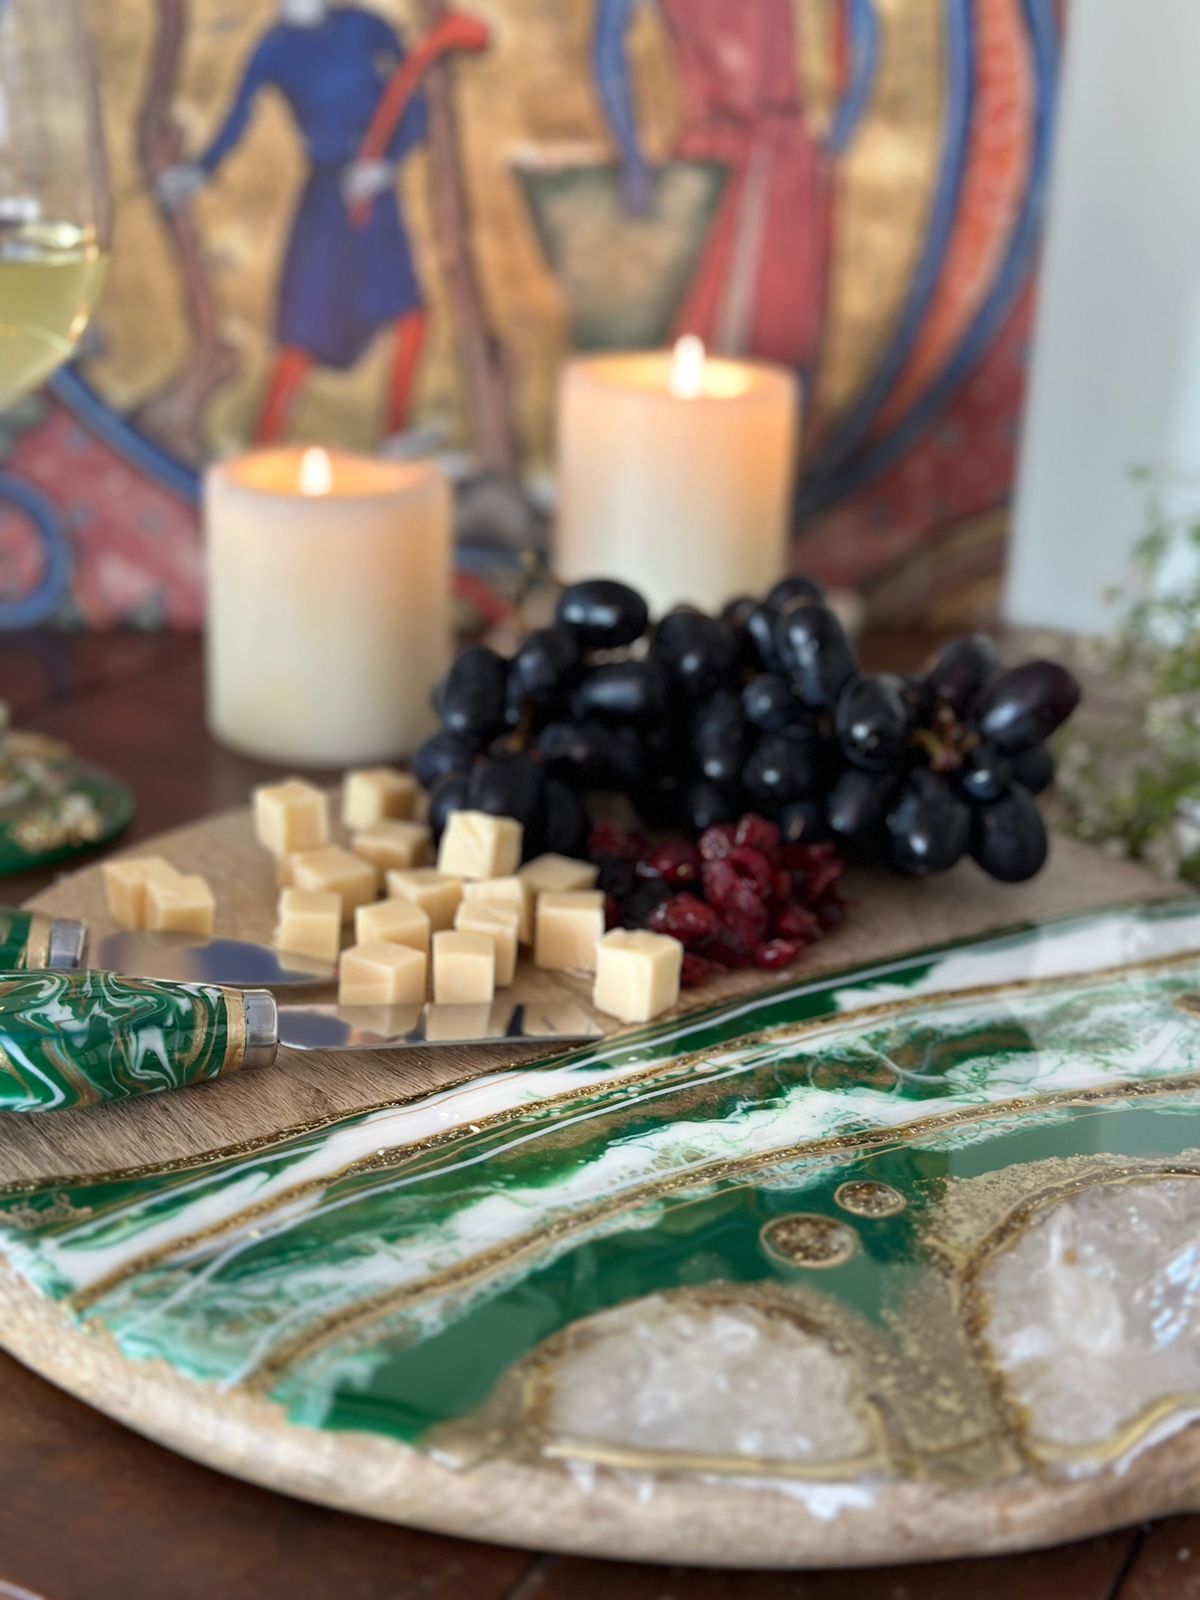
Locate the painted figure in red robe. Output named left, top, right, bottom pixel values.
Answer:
left=593, top=0, right=876, bottom=386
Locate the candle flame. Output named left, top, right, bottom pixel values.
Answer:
left=299, top=446, right=333, bottom=497
left=669, top=335, right=707, bottom=400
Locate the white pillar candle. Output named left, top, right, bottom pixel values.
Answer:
left=205, top=447, right=451, bottom=766
left=555, top=338, right=799, bottom=616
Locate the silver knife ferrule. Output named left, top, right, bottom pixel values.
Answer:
left=47, top=918, right=88, bottom=972
left=241, top=987, right=279, bottom=1070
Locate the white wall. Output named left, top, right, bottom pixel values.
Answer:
left=1005, top=1, right=1200, bottom=634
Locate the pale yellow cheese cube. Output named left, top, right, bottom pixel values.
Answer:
left=386, top=868, right=463, bottom=931
left=339, top=942, right=427, bottom=1006
left=593, top=929, right=683, bottom=1024
left=432, top=930, right=496, bottom=1004
left=355, top=898, right=431, bottom=953
left=518, top=854, right=599, bottom=942
left=274, top=889, right=341, bottom=963
left=437, top=810, right=523, bottom=880
left=461, top=875, right=530, bottom=943
left=144, top=872, right=216, bottom=936
left=341, top=767, right=418, bottom=829
left=534, top=891, right=606, bottom=974
left=101, top=856, right=180, bottom=931
left=253, top=779, right=330, bottom=857
left=454, top=900, right=520, bottom=986
left=291, top=845, right=378, bottom=923
left=352, top=820, right=432, bottom=872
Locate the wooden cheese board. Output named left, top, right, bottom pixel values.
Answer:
left=4, top=804, right=1200, bottom=1568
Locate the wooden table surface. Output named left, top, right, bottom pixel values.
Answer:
left=0, top=628, right=1195, bottom=1600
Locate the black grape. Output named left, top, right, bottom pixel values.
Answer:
left=555, top=578, right=649, bottom=649
left=924, top=634, right=1002, bottom=718
left=437, top=644, right=507, bottom=743
left=777, top=796, right=832, bottom=844
left=466, top=753, right=547, bottom=839
left=411, top=729, right=476, bottom=790
left=542, top=778, right=591, bottom=858
left=571, top=659, right=671, bottom=723
left=680, top=778, right=742, bottom=834
left=954, top=743, right=1013, bottom=805
left=743, top=672, right=804, bottom=733
left=744, top=733, right=819, bottom=806
left=691, top=691, right=749, bottom=787
left=774, top=601, right=857, bottom=710
left=1010, top=741, right=1056, bottom=795
left=766, top=574, right=824, bottom=609
left=537, top=720, right=640, bottom=789
left=973, top=661, right=1081, bottom=754
left=834, top=674, right=911, bottom=771
left=743, top=600, right=785, bottom=672
left=971, top=785, right=1049, bottom=882
left=826, top=768, right=897, bottom=849
left=508, top=626, right=581, bottom=710
left=652, top=610, right=740, bottom=698
left=885, top=769, right=971, bottom=876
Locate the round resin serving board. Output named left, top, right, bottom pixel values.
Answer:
left=5, top=806, right=1200, bottom=1568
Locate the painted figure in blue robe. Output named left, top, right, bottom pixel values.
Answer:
left=159, top=0, right=483, bottom=443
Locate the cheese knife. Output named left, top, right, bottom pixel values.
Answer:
left=0, top=972, right=603, bottom=1113
left=0, top=906, right=334, bottom=987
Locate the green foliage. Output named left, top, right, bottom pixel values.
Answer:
left=1055, top=489, right=1200, bottom=881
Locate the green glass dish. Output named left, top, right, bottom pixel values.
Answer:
left=0, top=728, right=134, bottom=877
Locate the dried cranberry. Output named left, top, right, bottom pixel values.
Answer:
left=648, top=892, right=719, bottom=946
left=727, top=846, right=775, bottom=901
left=733, top=813, right=781, bottom=862
left=754, top=938, right=801, bottom=971
left=797, top=857, right=846, bottom=904
left=698, top=821, right=739, bottom=862
left=719, top=899, right=770, bottom=946
left=637, top=838, right=701, bottom=886
left=773, top=902, right=820, bottom=942
left=770, top=867, right=793, bottom=903
left=781, top=840, right=840, bottom=872
left=700, top=930, right=754, bottom=969
left=681, top=952, right=723, bottom=988
left=701, top=850, right=774, bottom=910
left=588, top=823, right=647, bottom=862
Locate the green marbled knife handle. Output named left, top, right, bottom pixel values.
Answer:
left=0, top=971, right=278, bottom=1113
left=0, top=907, right=87, bottom=971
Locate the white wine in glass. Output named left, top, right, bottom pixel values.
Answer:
left=0, top=0, right=110, bottom=409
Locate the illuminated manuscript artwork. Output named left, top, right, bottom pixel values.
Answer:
left=0, top=1, right=1056, bottom=628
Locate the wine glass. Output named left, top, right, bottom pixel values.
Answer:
left=0, top=0, right=110, bottom=410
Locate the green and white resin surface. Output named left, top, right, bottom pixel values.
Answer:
left=7, top=900, right=1200, bottom=1491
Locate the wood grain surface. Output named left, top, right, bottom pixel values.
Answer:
left=0, top=630, right=1189, bottom=1600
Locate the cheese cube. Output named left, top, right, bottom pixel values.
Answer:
left=355, top=898, right=431, bottom=953
left=518, top=854, right=599, bottom=942
left=593, top=929, right=683, bottom=1024
left=461, top=875, right=529, bottom=942
left=274, top=889, right=341, bottom=962
left=144, top=872, right=216, bottom=936
left=454, top=900, right=520, bottom=986
left=352, top=820, right=432, bottom=872
left=341, top=767, right=418, bottom=830
left=291, top=845, right=378, bottom=922
left=102, top=856, right=180, bottom=930
left=339, top=942, right=427, bottom=1006
left=432, top=930, right=496, bottom=1004
left=437, top=810, right=523, bottom=880
left=534, top=891, right=606, bottom=973
left=254, top=779, right=330, bottom=857
left=386, top=868, right=463, bottom=931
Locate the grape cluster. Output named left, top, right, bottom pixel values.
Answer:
left=414, top=574, right=1080, bottom=885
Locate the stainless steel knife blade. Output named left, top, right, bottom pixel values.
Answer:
left=93, top=930, right=335, bottom=988
left=278, top=996, right=605, bottom=1051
